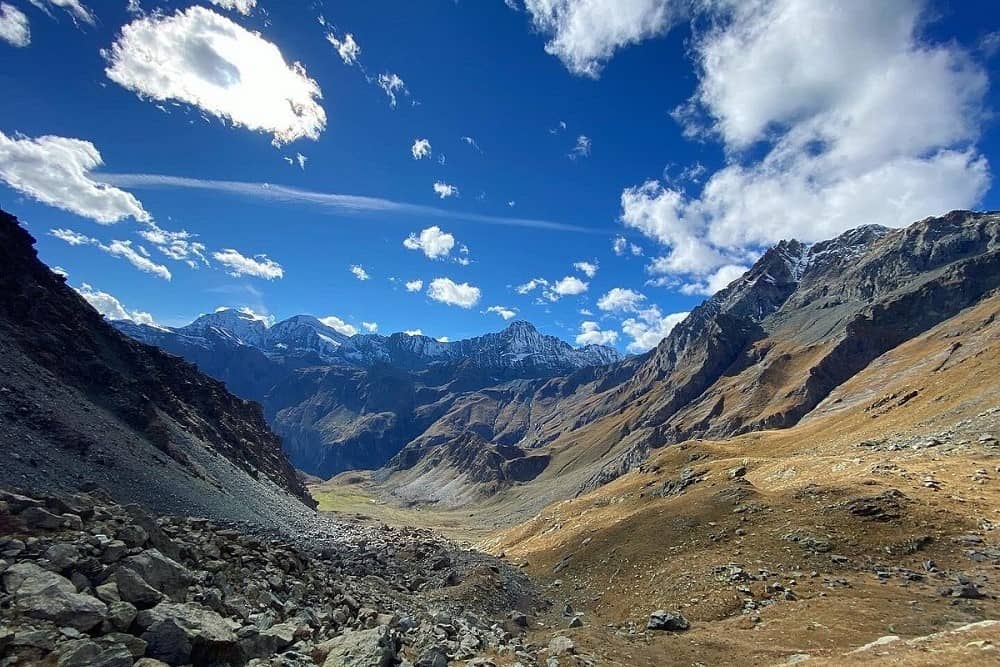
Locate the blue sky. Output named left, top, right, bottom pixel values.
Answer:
left=1, top=0, right=998, bottom=352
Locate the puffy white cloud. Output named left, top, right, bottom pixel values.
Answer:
left=544, top=275, right=588, bottom=301
left=377, top=72, right=408, bottom=108
left=403, top=329, right=423, bottom=337
left=621, top=306, right=688, bottom=353
left=411, top=138, right=431, bottom=160
left=432, top=181, right=458, bottom=199
left=404, top=279, right=423, bottom=292
left=487, top=305, right=517, bottom=320
left=516, top=278, right=548, bottom=294
left=403, top=225, right=456, bottom=259
left=362, top=321, right=378, bottom=333
left=0, top=131, right=150, bottom=223
left=318, top=314, right=358, bottom=337
left=212, top=248, right=283, bottom=280
left=75, top=283, right=156, bottom=324
left=350, top=265, right=370, bottom=281
left=326, top=32, right=360, bottom=65
left=0, top=3, right=29, bottom=47
left=576, top=321, right=617, bottom=346
left=568, top=134, right=591, bottom=159
left=436, top=336, right=450, bottom=343
left=678, top=264, right=747, bottom=296
left=138, top=221, right=208, bottom=268
left=105, top=7, right=326, bottom=146
left=51, top=229, right=172, bottom=280
left=29, top=0, right=94, bottom=25
left=612, top=234, right=643, bottom=256
left=597, top=287, right=646, bottom=313
left=427, top=277, right=481, bottom=308
left=524, top=0, right=675, bottom=77
left=573, top=260, right=598, bottom=277
left=208, top=0, right=255, bottom=15
left=623, top=0, right=991, bottom=284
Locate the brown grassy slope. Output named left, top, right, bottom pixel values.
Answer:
left=485, top=292, right=1000, bottom=666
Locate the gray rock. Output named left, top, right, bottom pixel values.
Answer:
left=647, top=610, right=689, bottom=632
left=96, top=581, right=121, bottom=603
left=99, top=632, right=148, bottom=659
left=548, top=635, right=575, bottom=656
left=118, top=524, right=149, bottom=548
left=56, top=639, right=133, bottom=667
left=122, top=549, right=192, bottom=601
left=101, top=540, right=129, bottom=563
left=44, top=543, right=82, bottom=571
left=117, top=566, right=165, bottom=608
left=321, top=626, right=398, bottom=667
left=138, top=601, right=239, bottom=665
left=416, top=645, right=449, bottom=667
left=108, top=600, right=138, bottom=630
left=20, top=506, right=64, bottom=529
left=8, top=562, right=108, bottom=631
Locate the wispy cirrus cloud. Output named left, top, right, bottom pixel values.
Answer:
left=99, top=172, right=605, bottom=234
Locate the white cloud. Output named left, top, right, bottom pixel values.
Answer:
left=404, top=279, right=423, bottom=292
left=138, top=221, right=208, bottom=268
left=487, top=305, right=517, bottom=320
left=294, top=153, right=308, bottom=170
left=350, top=265, right=370, bottom=281
left=318, top=314, right=358, bottom=337
left=436, top=336, right=450, bottom=343
left=516, top=277, right=548, bottom=294
left=50, top=228, right=90, bottom=245
left=75, top=283, right=156, bottom=324
left=569, top=134, right=591, bottom=159
left=461, top=136, right=483, bottom=153
left=576, top=321, right=617, bottom=346
left=0, top=131, right=150, bottom=223
left=208, top=0, right=255, bottom=15
left=544, top=275, right=588, bottom=301
left=432, top=181, right=459, bottom=199
left=326, top=32, right=360, bottom=65
left=0, top=3, right=30, bottom=47
left=524, top=0, right=675, bottom=78
left=612, top=235, right=643, bottom=257
left=377, top=72, right=408, bottom=108
left=621, top=306, right=688, bottom=354
left=403, top=225, right=456, bottom=259
left=212, top=248, right=283, bottom=280
left=411, top=138, right=431, bottom=160
left=507, top=200, right=516, bottom=207
left=105, top=7, right=326, bottom=146
left=623, top=0, right=991, bottom=283
left=573, top=260, right=598, bottom=277
left=597, top=287, right=646, bottom=313
left=29, top=0, right=94, bottom=26
left=403, top=329, right=423, bottom=337
left=679, top=264, right=747, bottom=296
left=362, top=321, right=378, bottom=333
left=51, top=229, right=172, bottom=280
left=427, top=277, right=481, bottom=308
left=51, top=266, right=68, bottom=277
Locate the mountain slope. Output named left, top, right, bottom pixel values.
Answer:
left=0, top=209, right=314, bottom=521
left=378, top=211, right=1000, bottom=510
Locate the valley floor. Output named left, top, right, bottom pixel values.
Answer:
left=315, top=295, right=1000, bottom=665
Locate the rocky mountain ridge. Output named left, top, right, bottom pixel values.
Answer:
left=0, top=208, right=312, bottom=520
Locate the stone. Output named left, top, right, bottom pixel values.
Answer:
left=118, top=524, right=149, bottom=548
left=321, top=626, right=398, bottom=667
left=647, top=610, right=689, bottom=632
left=138, top=601, right=239, bottom=665
left=0, top=626, right=12, bottom=653
left=99, top=632, right=148, bottom=659
left=122, top=549, right=192, bottom=601
left=101, top=540, right=128, bottom=563
left=548, top=635, right=575, bottom=656
left=117, top=566, right=165, bottom=608
left=568, top=616, right=583, bottom=628
left=108, top=600, right=138, bottom=630
left=44, top=543, right=82, bottom=571
left=416, top=645, right=449, bottom=667
left=20, top=506, right=65, bottom=529
left=134, top=660, right=172, bottom=667
left=8, top=562, right=108, bottom=631
left=96, top=581, right=121, bottom=603
left=56, top=639, right=133, bottom=667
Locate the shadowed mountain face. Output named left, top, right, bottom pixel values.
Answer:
left=115, top=312, right=621, bottom=479
left=378, top=211, right=1000, bottom=507
left=0, top=209, right=314, bottom=519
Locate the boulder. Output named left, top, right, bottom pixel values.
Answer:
left=56, top=639, right=133, bottom=667
left=19, top=506, right=65, bottom=529
left=8, top=563, right=107, bottom=631
left=647, top=610, right=689, bottom=632
left=321, top=626, right=398, bottom=667
left=548, top=635, right=575, bottom=656
left=117, top=566, right=165, bottom=608
left=138, top=601, right=239, bottom=665
left=122, top=549, right=192, bottom=601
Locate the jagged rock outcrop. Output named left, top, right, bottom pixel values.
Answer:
left=0, top=209, right=313, bottom=519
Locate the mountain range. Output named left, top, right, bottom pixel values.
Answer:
left=114, top=313, right=621, bottom=478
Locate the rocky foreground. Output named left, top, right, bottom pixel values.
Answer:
left=0, top=487, right=555, bottom=667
